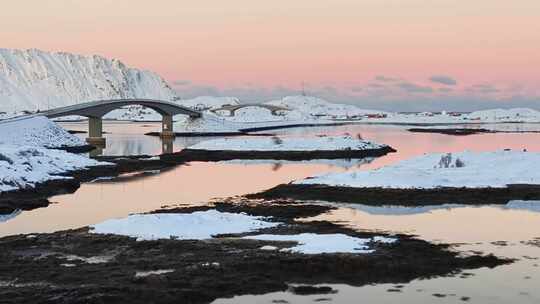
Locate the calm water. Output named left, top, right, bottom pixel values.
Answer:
left=1, top=122, right=540, bottom=304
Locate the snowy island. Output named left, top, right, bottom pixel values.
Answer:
left=253, top=151, right=540, bottom=205
left=179, top=135, right=396, bottom=161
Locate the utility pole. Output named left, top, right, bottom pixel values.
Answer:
left=301, top=81, right=306, bottom=96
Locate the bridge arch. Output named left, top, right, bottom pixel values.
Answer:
left=210, top=103, right=290, bottom=116
left=39, top=99, right=202, bottom=145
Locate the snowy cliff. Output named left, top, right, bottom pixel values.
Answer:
left=0, top=48, right=177, bottom=113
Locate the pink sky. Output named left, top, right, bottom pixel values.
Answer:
left=2, top=0, right=539, bottom=109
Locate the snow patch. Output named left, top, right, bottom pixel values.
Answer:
left=64, top=255, right=113, bottom=264
left=244, top=233, right=396, bottom=254
left=90, top=210, right=279, bottom=241
left=135, top=269, right=175, bottom=278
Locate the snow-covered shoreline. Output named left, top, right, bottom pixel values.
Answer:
left=298, top=151, right=540, bottom=189
left=0, top=145, right=106, bottom=193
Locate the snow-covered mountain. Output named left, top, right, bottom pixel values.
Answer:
left=0, top=48, right=177, bottom=113
left=265, top=96, right=388, bottom=119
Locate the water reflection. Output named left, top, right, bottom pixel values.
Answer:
left=218, top=158, right=375, bottom=170
left=215, top=205, right=540, bottom=304
left=4, top=123, right=540, bottom=236
left=60, top=121, right=212, bottom=156
left=0, top=210, right=22, bottom=223
left=3, top=123, right=540, bottom=303
left=0, top=162, right=355, bottom=236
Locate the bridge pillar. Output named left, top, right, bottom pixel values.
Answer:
left=86, top=117, right=106, bottom=145
left=161, top=114, right=175, bottom=137
left=161, top=136, right=174, bottom=154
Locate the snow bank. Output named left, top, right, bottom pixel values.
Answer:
left=90, top=210, right=279, bottom=241
left=298, top=151, right=540, bottom=189
left=189, top=135, right=387, bottom=151
left=243, top=233, right=395, bottom=254
left=0, top=48, right=177, bottom=113
left=0, top=116, right=84, bottom=148
left=0, top=145, right=105, bottom=192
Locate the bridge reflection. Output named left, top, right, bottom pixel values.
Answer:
left=89, top=136, right=174, bottom=157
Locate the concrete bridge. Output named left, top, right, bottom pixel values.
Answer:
left=40, top=99, right=202, bottom=145
left=210, top=103, right=289, bottom=116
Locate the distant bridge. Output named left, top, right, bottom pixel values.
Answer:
left=210, top=103, right=290, bottom=116
left=39, top=99, right=202, bottom=145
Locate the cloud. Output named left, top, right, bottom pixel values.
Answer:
left=429, top=75, right=457, bottom=86
left=375, top=75, right=399, bottom=82
left=397, top=82, right=434, bottom=93
left=466, top=84, right=499, bottom=94
left=172, top=80, right=539, bottom=112
left=349, top=85, right=363, bottom=93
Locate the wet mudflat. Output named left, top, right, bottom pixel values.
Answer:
left=0, top=200, right=509, bottom=304
left=1, top=122, right=540, bottom=303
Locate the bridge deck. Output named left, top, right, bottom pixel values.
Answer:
left=40, top=99, right=201, bottom=119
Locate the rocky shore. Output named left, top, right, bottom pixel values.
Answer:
left=250, top=183, right=540, bottom=206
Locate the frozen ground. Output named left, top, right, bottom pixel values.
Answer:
left=189, top=135, right=387, bottom=151
left=298, top=151, right=540, bottom=189
left=0, top=116, right=84, bottom=148
left=0, top=145, right=105, bottom=193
